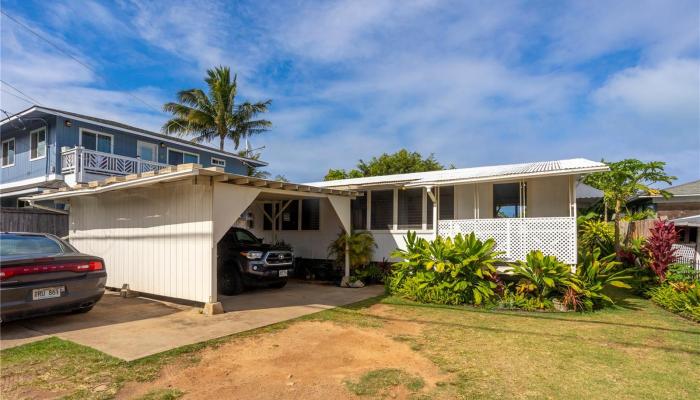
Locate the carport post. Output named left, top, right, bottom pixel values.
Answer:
left=327, top=196, right=353, bottom=279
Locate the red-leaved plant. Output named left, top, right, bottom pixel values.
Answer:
left=643, top=219, right=678, bottom=282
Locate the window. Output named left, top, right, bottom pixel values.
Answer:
left=351, top=192, right=367, bottom=230
left=301, top=199, right=320, bottom=230
left=30, top=128, right=46, bottom=160
left=439, top=186, right=454, bottom=220
left=493, top=183, right=526, bottom=218
left=211, top=157, right=226, bottom=167
left=168, top=148, right=199, bottom=165
left=371, top=189, right=394, bottom=230
left=81, top=129, right=113, bottom=153
left=234, top=229, right=260, bottom=244
left=2, top=138, right=15, bottom=167
left=137, top=141, right=158, bottom=162
left=398, top=188, right=422, bottom=229
left=281, top=200, right=299, bottom=230
left=0, top=234, right=65, bottom=257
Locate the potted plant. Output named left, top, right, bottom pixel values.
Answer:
left=327, top=230, right=377, bottom=287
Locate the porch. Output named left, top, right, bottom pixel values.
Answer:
left=61, top=146, right=169, bottom=184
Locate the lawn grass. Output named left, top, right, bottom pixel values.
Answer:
left=2, top=290, right=698, bottom=399
left=344, top=368, right=425, bottom=396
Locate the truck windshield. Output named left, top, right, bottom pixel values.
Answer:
left=235, top=230, right=259, bottom=244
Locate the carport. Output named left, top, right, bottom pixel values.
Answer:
left=24, top=164, right=357, bottom=313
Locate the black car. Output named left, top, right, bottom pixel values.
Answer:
left=217, top=227, right=294, bottom=295
left=0, top=233, right=106, bottom=322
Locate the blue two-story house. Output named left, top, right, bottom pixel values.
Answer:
left=0, top=106, right=267, bottom=207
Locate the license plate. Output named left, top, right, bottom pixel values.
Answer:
left=278, top=270, right=288, bottom=277
left=32, top=286, right=65, bottom=301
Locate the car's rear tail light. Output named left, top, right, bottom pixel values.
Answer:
left=0, top=260, right=104, bottom=281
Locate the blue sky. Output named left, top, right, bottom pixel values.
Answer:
left=1, top=0, right=698, bottom=183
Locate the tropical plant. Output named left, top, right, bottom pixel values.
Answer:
left=328, top=231, right=377, bottom=276
left=388, top=231, right=503, bottom=305
left=510, top=251, right=573, bottom=306
left=570, top=249, right=632, bottom=310
left=666, top=263, right=699, bottom=283
left=578, top=219, right=615, bottom=256
left=648, top=281, right=700, bottom=322
left=324, top=149, right=445, bottom=181
left=582, top=159, right=676, bottom=252
left=644, top=219, right=679, bottom=282
left=163, top=66, right=272, bottom=151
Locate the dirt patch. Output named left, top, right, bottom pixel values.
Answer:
left=119, top=321, right=444, bottom=399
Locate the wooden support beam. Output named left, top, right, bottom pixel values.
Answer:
left=104, top=176, right=126, bottom=185
left=268, top=182, right=284, bottom=189
left=253, top=180, right=268, bottom=187
left=233, top=178, right=250, bottom=185
left=88, top=180, right=101, bottom=188
left=125, top=173, right=141, bottom=181
left=212, top=175, right=230, bottom=182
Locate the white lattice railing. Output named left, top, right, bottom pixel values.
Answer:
left=673, top=243, right=700, bottom=270
left=61, top=147, right=169, bottom=180
left=438, top=217, right=577, bottom=264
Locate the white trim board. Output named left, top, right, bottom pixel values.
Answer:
left=0, top=174, right=63, bottom=190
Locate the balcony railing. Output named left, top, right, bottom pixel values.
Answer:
left=438, top=217, right=577, bottom=264
left=61, top=147, right=169, bottom=181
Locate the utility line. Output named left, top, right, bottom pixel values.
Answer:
left=1, top=79, right=42, bottom=105
left=1, top=88, right=35, bottom=106
left=0, top=9, right=184, bottom=129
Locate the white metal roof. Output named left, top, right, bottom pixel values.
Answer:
left=307, top=158, right=608, bottom=189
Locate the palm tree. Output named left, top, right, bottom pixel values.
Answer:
left=162, top=66, right=271, bottom=151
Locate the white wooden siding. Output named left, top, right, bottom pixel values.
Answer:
left=68, top=180, right=214, bottom=303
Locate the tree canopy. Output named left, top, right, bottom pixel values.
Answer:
left=582, top=159, right=676, bottom=251
left=162, top=66, right=271, bottom=151
left=324, top=149, right=445, bottom=181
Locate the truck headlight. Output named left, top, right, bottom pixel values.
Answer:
left=241, top=251, right=264, bottom=260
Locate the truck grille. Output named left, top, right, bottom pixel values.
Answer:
left=264, top=251, right=293, bottom=265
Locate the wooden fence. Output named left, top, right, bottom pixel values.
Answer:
left=0, top=207, right=69, bottom=237
left=620, top=219, right=656, bottom=241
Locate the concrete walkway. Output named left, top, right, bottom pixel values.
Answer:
left=0, top=281, right=384, bottom=361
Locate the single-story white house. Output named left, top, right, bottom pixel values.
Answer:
left=24, top=158, right=607, bottom=310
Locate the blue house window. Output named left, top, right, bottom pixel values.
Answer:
left=168, top=148, right=199, bottom=165
left=2, top=138, right=15, bottom=167
left=80, top=129, right=113, bottom=153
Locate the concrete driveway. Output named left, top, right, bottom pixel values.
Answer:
left=0, top=281, right=384, bottom=361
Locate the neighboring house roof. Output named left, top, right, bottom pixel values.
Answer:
left=661, top=179, right=700, bottom=197
left=575, top=182, right=603, bottom=199
left=23, top=164, right=357, bottom=202
left=671, top=214, right=700, bottom=227
left=307, top=158, right=608, bottom=189
left=0, top=106, right=267, bottom=167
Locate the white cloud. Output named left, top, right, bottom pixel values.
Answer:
left=593, top=59, right=699, bottom=120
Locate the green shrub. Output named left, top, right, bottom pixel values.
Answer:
left=510, top=251, right=573, bottom=304
left=666, top=263, right=698, bottom=283
left=388, top=231, right=502, bottom=305
left=568, top=249, right=632, bottom=311
left=578, top=219, right=615, bottom=256
left=498, top=289, right=554, bottom=311
left=648, top=282, right=700, bottom=322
